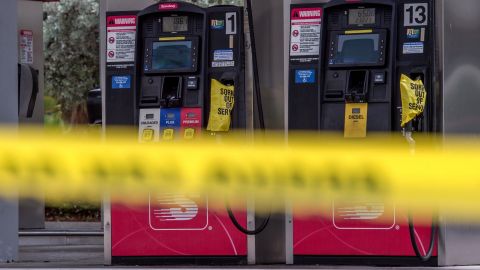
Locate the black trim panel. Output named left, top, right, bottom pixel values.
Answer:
left=294, top=255, right=438, bottom=267
left=112, top=256, right=247, bottom=266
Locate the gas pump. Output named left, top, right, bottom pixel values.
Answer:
left=288, top=0, right=438, bottom=265
left=105, top=1, right=258, bottom=264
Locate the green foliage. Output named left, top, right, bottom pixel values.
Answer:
left=44, top=96, right=65, bottom=130
left=43, top=0, right=100, bottom=121
left=46, top=200, right=101, bottom=222
left=43, top=0, right=240, bottom=122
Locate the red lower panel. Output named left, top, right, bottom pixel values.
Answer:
left=294, top=203, right=437, bottom=256
left=112, top=195, right=247, bottom=257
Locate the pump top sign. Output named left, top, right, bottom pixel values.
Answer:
left=159, top=3, right=179, bottom=10
left=290, top=7, right=323, bottom=57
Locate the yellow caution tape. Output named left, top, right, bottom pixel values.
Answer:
left=2, top=130, right=480, bottom=222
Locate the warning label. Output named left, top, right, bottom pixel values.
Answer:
left=106, top=15, right=137, bottom=63
left=290, top=7, right=322, bottom=57
left=19, top=30, right=33, bottom=64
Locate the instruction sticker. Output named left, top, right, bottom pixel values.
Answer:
left=290, top=7, right=322, bottom=57
left=403, top=42, right=424, bottom=54
left=214, top=49, right=234, bottom=61
left=107, top=15, right=137, bottom=63
left=344, top=103, right=368, bottom=138
left=212, top=61, right=235, bottom=68
left=111, top=75, right=131, bottom=89
left=295, top=70, right=316, bottom=84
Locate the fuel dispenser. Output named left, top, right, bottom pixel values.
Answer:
left=288, top=0, right=437, bottom=265
left=105, top=2, right=256, bottom=264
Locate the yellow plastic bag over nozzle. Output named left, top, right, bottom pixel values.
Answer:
left=207, top=79, right=235, bottom=132
left=400, top=74, right=426, bottom=127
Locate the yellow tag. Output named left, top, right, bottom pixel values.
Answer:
left=344, top=103, right=368, bottom=138
left=345, top=29, right=373, bottom=34
left=184, top=128, right=195, bottom=140
left=141, top=129, right=155, bottom=142
left=400, top=74, right=426, bottom=127
left=159, top=37, right=185, bottom=41
left=162, top=129, right=174, bottom=141
left=207, top=79, right=235, bottom=132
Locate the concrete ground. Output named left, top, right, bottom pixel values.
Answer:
left=2, top=222, right=480, bottom=269
left=1, top=222, right=103, bottom=268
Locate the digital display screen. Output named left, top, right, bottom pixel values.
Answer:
left=163, top=16, right=188, bottom=32
left=349, top=8, right=376, bottom=25
left=334, top=34, right=380, bottom=65
left=152, top=41, right=193, bottom=71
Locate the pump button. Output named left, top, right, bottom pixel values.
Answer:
left=374, top=72, right=386, bottom=84
left=187, top=77, right=198, bottom=90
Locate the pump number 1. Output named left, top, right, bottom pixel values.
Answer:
left=404, top=3, right=428, bottom=26
left=226, top=12, right=237, bottom=35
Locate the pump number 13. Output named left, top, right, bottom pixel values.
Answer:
left=404, top=3, right=428, bottom=26
left=226, top=12, right=237, bottom=35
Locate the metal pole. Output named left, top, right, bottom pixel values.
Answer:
left=0, top=0, right=19, bottom=261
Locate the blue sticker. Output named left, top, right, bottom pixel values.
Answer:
left=295, top=70, right=316, bottom=84
left=214, top=50, right=234, bottom=61
left=403, top=42, right=424, bottom=54
left=112, top=75, right=131, bottom=89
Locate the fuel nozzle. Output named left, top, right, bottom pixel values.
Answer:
left=402, top=122, right=416, bottom=154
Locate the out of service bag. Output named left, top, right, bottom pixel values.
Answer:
left=207, top=79, right=235, bottom=132
left=400, top=74, right=426, bottom=127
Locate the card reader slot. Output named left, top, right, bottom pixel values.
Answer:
left=325, top=90, right=344, bottom=99
left=140, top=96, right=159, bottom=104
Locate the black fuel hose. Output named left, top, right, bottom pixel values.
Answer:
left=226, top=203, right=271, bottom=235
left=408, top=214, right=438, bottom=262
left=246, top=0, right=265, bottom=131
left=224, top=0, right=271, bottom=237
